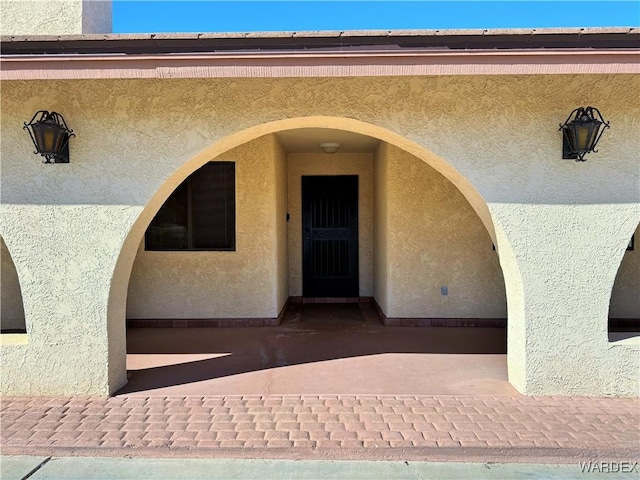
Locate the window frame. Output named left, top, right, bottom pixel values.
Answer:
left=144, top=161, right=236, bottom=252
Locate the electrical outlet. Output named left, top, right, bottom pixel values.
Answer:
left=441, top=285, right=448, bottom=296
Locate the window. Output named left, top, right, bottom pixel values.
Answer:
left=145, top=162, right=235, bottom=251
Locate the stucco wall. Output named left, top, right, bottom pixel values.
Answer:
left=375, top=144, right=507, bottom=319
left=287, top=153, right=374, bottom=297
left=274, top=138, right=289, bottom=314
left=609, top=223, right=640, bottom=318
left=3, top=76, right=636, bottom=210
left=127, top=135, right=282, bottom=319
left=1, top=74, right=638, bottom=396
left=373, top=144, right=390, bottom=314
left=1, top=237, right=26, bottom=331
left=493, top=203, right=639, bottom=396
left=0, top=0, right=112, bottom=35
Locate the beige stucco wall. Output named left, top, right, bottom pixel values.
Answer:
left=373, top=145, right=390, bottom=314
left=609, top=223, right=640, bottom=318
left=0, top=204, right=135, bottom=395
left=1, top=237, right=26, bottom=331
left=1, top=74, right=638, bottom=396
left=287, top=153, right=374, bottom=297
left=127, top=135, right=283, bottom=319
left=274, top=138, right=289, bottom=314
left=375, top=144, right=507, bottom=319
left=493, top=204, right=639, bottom=396
left=0, top=0, right=112, bottom=35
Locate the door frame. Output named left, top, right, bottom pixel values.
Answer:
left=301, top=175, right=359, bottom=298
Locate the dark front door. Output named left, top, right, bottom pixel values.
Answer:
left=302, top=175, right=359, bottom=298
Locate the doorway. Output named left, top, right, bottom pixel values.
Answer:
left=302, top=175, right=359, bottom=298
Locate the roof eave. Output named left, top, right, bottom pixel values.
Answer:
left=1, top=27, right=638, bottom=56
left=2, top=47, right=638, bottom=80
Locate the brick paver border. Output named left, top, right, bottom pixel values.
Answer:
left=2, top=395, right=638, bottom=462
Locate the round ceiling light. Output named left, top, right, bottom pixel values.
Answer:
left=320, top=142, right=341, bottom=154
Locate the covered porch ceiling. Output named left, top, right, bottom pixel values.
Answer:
left=276, top=128, right=380, bottom=154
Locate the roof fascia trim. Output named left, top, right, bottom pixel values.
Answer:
left=2, top=48, right=638, bottom=80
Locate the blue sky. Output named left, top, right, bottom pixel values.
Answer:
left=113, top=1, right=640, bottom=34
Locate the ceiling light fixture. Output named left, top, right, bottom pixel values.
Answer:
left=320, top=142, right=341, bottom=154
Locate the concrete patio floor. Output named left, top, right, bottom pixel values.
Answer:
left=3, top=304, right=638, bottom=467
left=120, top=303, right=516, bottom=397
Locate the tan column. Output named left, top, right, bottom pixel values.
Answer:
left=0, top=204, right=138, bottom=396
left=491, top=203, right=640, bottom=396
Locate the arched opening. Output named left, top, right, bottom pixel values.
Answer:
left=1, top=236, right=26, bottom=334
left=110, top=117, right=509, bottom=395
left=608, top=222, right=640, bottom=340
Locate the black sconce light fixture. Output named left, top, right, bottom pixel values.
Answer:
left=559, top=106, right=609, bottom=162
left=23, top=110, right=75, bottom=164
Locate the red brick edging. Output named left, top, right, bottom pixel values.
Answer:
left=2, top=395, right=638, bottom=461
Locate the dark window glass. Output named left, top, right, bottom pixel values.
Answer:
left=192, top=162, right=235, bottom=249
left=145, top=162, right=235, bottom=251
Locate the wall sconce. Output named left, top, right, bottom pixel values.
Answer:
left=559, top=106, right=609, bottom=161
left=320, top=143, right=341, bottom=154
left=23, top=110, right=75, bottom=163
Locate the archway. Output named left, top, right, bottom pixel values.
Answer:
left=109, top=117, right=508, bottom=394
left=608, top=222, right=640, bottom=339
left=1, top=236, right=26, bottom=334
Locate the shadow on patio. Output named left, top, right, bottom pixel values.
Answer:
left=117, top=303, right=517, bottom=397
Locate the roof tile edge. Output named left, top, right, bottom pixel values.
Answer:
left=2, top=27, right=638, bottom=43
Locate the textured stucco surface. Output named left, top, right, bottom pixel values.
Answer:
left=492, top=204, right=640, bottom=396
left=373, top=144, right=390, bottom=314
left=127, top=135, right=282, bottom=319
left=287, top=153, right=374, bottom=297
left=1, top=74, right=638, bottom=396
left=0, top=237, right=25, bottom=331
left=274, top=139, right=289, bottom=314
left=375, top=144, right=507, bottom=319
left=0, top=205, right=137, bottom=395
left=0, top=0, right=112, bottom=35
